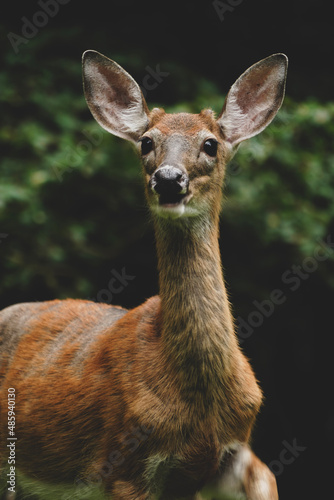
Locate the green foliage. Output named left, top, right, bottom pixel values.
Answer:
left=1, top=29, right=334, bottom=309
left=225, top=98, right=334, bottom=255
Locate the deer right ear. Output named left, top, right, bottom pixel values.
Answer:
left=217, top=53, right=288, bottom=149
left=82, top=50, right=150, bottom=143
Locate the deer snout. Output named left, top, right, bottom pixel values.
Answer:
left=150, top=165, right=189, bottom=205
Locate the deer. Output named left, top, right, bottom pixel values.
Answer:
left=0, top=51, right=288, bottom=500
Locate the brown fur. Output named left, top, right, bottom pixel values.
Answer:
left=0, top=295, right=261, bottom=497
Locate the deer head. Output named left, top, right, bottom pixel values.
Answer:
left=82, top=51, right=287, bottom=222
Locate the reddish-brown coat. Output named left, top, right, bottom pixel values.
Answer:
left=1, top=295, right=261, bottom=496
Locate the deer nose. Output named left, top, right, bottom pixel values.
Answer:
left=150, top=166, right=189, bottom=202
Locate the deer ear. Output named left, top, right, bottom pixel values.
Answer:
left=217, top=54, right=288, bottom=148
left=82, top=50, right=150, bottom=143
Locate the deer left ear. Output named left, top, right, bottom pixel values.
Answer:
left=217, top=53, right=288, bottom=148
left=82, top=50, right=150, bottom=143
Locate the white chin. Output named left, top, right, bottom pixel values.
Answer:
left=153, top=203, right=186, bottom=219
left=151, top=201, right=201, bottom=219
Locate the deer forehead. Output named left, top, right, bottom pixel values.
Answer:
left=147, top=109, right=222, bottom=139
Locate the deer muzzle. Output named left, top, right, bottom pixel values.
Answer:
left=150, top=165, right=189, bottom=206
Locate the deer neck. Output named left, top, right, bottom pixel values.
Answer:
left=154, top=213, right=237, bottom=401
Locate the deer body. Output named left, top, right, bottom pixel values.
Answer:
left=0, top=52, right=288, bottom=499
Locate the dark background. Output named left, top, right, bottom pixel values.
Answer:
left=1, top=1, right=333, bottom=498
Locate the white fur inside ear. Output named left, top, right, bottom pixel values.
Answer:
left=219, top=93, right=248, bottom=143
left=221, top=85, right=275, bottom=146
left=118, top=99, right=149, bottom=140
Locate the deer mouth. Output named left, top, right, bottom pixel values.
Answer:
left=158, top=192, right=188, bottom=207
left=152, top=193, right=194, bottom=219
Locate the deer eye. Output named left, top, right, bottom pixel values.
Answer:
left=203, top=139, right=218, bottom=157
left=140, top=137, right=153, bottom=155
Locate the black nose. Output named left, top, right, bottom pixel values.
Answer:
left=150, top=166, right=189, bottom=204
